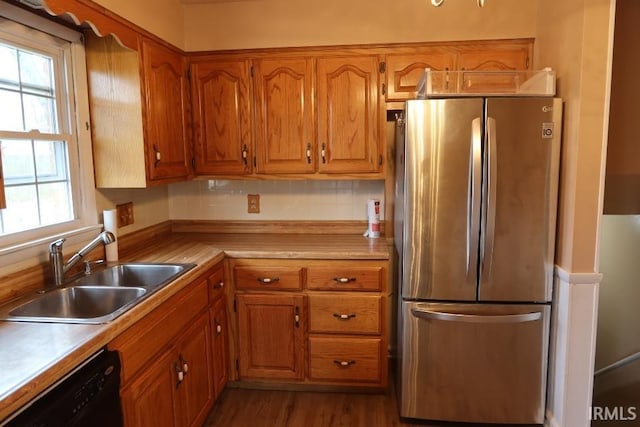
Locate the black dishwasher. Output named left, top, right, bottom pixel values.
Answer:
left=3, top=349, right=124, bottom=427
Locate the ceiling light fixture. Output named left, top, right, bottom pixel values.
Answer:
left=431, top=0, right=486, bottom=7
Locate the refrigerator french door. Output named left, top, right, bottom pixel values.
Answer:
left=395, top=97, right=562, bottom=424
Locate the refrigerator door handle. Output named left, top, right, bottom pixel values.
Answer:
left=481, top=117, right=498, bottom=283
left=468, top=118, right=482, bottom=278
left=411, top=308, right=542, bottom=324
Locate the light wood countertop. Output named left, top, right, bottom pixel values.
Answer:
left=0, top=232, right=390, bottom=422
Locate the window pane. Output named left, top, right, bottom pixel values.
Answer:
left=0, top=89, right=24, bottom=131
left=2, top=185, right=39, bottom=234
left=1, top=139, right=35, bottom=185
left=23, top=93, right=56, bottom=133
left=38, top=181, right=73, bottom=225
left=34, top=140, right=68, bottom=182
left=18, top=49, right=54, bottom=96
left=0, top=44, right=19, bottom=87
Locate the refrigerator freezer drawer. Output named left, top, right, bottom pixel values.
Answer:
left=398, top=301, right=550, bottom=424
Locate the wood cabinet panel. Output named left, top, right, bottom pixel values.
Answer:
left=174, top=313, right=213, bottom=427
left=306, top=264, right=383, bottom=291
left=309, top=294, right=381, bottom=334
left=316, top=56, right=380, bottom=173
left=254, top=58, right=315, bottom=174
left=385, top=48, right=456, bottom=101
left=236, top=293, right=305, bottom=380
left=308, top=337, right=382, bottom=382
left=121, top=351, right=178, bottom=427
left=109, top=278, right=208, bottom=384
left=234, top=265, right=303, bottom=291
left=140, top=38, right=190, bottom=182
left=191, top=60, right=252, bottom=175
left=210, top=296, right=229, bottom=400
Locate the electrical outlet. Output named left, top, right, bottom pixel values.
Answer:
left=116, top=202, right=134, bottom=227
left=247, top=194, right=260, bottom=214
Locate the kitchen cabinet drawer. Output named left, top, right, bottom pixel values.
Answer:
left=309, top=294, right=381, bottom=334
left=234, top=265, right=303, bottom=291
left=309, top=337, right=382, bottom=382
left=306, top=264, right=383, bottom=291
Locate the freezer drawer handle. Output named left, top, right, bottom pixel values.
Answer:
left=411, top=308, right=541, bottom=324
left=333, top=360, right=356, bottom=367
left=333, top=313, right=356, bottom=320
left=333, top=277, right=356, bottom=284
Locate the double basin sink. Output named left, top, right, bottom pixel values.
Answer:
left=1, top=263, right=195, bottom=324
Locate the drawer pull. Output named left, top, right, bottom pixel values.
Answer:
left=333, top=313, right=356, bottom=320
left=333, top=277, right=356, bottom=284
left=257, top=277, right=280, bottom=284
left=334, top=359, right=356, bottom=367
left=213, top=280, right=224, bottom=289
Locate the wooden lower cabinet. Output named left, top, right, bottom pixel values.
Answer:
left=232, top=258, right=389, bottom=389
left=121, top=311, right=212, bottom=427
left=113, top=261, right=229, bottom=427
left=236, top=293, right=305, bottom=380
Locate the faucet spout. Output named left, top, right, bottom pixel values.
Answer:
left=50, top=231, right=116, bottom=287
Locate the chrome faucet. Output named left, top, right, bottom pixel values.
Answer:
left=49, top=231, right=116, bottom=286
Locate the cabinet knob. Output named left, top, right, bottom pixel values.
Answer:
left=321, top=143, right=327, bottom=164
left=333, top=360, right=356, bottom=367
left=175, top=363, right=184, bottom=385
left=179, top=354, right=188, bottom=374
left=214, top=281, right=224, bottom=289
left=257, top=277, right=280, bottom=284
left=306, top=143, right=312, bottom=164
left=242, top=144, right=248, bottom=166
left=216, top=323, right=222, bottom=334
left=153, top=144, right=161, bottom=167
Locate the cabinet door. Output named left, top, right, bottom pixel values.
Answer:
left=385, top=49, right=456, bottom=101
left=254, top=58, right=314, bottom=174
left=140, top=38, right=190, bottom=182
left=457, top=43, right=532, bottom=93
left=210, top=296, right=229, bottom=399
left=317, top=56, right=380, bottom=173
left=121, top=351, right=178, bottom=427
left=191, top=60, right=253, bottom=175
left=237, top=293, right=305, bottom=380
left=175, top=312, right=213, bottom=427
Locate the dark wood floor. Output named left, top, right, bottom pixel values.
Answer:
left=202, top=384, right=506, bottom=427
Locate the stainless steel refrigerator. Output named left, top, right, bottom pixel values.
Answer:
left=395, top=97, right=562, bottom=424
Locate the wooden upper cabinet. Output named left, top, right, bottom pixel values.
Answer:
left=191, top=59, right=253, bottom=175
left=140, top=38, right=190, bottom=182
left=385, top=48, right=456, bottom=101
left=316, top=56, right=380, bottom=174
left=86, top=34, right=189, bottom=187
left=253, top=58, right=315, bottom=174
left=456, top=41, right=532, bottom=93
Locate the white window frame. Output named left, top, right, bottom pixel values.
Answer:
left=0, top=3, right=99, bottom=270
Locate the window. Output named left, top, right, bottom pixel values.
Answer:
left=0, top=4, right=98, bottom=265
left=0, top=38, right=73, bottom=235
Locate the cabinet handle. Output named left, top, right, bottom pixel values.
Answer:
left=175, top=362, right=184, bottom=385
left=242, top=144, right=248, bottom=166
left=306, top=143, right=312, bottom=164
left=216, top=321, right=222, bottom=335
left=214, top=280, right=224, bottom=289
left=333, top=360, right=356, bottom=367
left=257, top=277, right=280, bottom=284
left=179, top=354, right=188, bottom=375
left=333, top=277, right=356, bottom=284
left=321, top=143, right=327, bottom=164
left=333, top=313, right=356, bottom=320
left=294, top=305, right=300, bottom=328
left=153, top=144, right=161, bottom=167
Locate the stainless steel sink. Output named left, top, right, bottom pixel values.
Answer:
left=71, top=263, right=195, bottom=290
left=1, top=262, right=196, bottom=324
left=7, top=286, right=147, bottom=324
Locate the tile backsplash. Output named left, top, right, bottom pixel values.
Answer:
left=168, top=180, right=385, bottom=221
